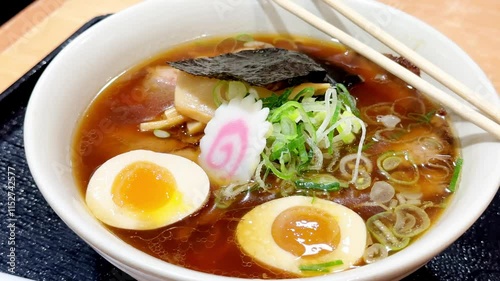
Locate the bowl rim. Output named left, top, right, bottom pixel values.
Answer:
left=24, top=0, right=499, bottom=280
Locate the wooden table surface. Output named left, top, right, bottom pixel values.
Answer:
left=0, top=0, right=499, bottom=96
left=0, top=0, right=498, bottom=280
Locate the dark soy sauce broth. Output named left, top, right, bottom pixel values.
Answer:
left=72, top=34, right=458, bottom=279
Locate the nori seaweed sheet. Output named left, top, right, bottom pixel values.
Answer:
left=168, top=48, right=359, bottom=88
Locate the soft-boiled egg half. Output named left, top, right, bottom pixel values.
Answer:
left=236, top=195, right=366, bottom=276
left=85, top=149, right=210, bottom=230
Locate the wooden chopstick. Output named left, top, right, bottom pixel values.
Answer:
left=321, top=0, right=500, bottom=125
left=271, top=0, right=500, bottom=140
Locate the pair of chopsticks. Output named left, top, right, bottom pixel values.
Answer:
left=271, top=0, right=500, bottom=140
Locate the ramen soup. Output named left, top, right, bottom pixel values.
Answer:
left=72, top=34, right=461, bottom=279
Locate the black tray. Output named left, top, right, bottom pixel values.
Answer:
left=0, top=15, right=499, bottom=281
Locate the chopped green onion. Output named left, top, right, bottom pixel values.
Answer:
left=299, top=260, right=343, bottom=272
left=325, top=99, right=341, bottom=154
left=268, top=101, right=303, bottom=122
left=366, top=211, right=410, bottom=250
left=270, top=136, right=305, bottom=161
left=292, top=87, right=315, bottom=101
left=311, top=193, right=317, bottom=203
left=448, top=157, right=463, bottom=192
left=261, top=153, right=294, bottom=180
left=227, top=81, right=247, bottom=100
left=382, top=156, right=402, bottom=171
left=235, top=33, right=254, bottom=42
left=361, top=140, right=375, bottom=151
left=376, top=151, right=419, bottom=185
left=393, top=204, right=430, bottom=238
left=261, top=88, right=293, bottom=109
left=294, top=179, right=341, bottom=191
left=215, top=182, right=259, bottom=209
left=363, top=243, right=388, bottom=264
left=213, top=81, right=227, bottom=107
left=256, top=83, right=365, bottom=188
left=213, top=81, right=248, bottom=106
left=354, top=170, right=371, bottom=190
left=336, top=83, right=360, bottom=117
left=408, top=110, right=436, bottom=123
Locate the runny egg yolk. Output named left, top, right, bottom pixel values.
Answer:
left=111, top=161, right=178, bottom=213
left=235, top=196, right=367, bottom=276
left=86, top=150, right=210, bottom=230
left=271, top=206, right=341, bottom=258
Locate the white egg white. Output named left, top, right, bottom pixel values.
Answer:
left=85, top=149, right=210, bottom=230
left=236, top=195, right=367, bottom=276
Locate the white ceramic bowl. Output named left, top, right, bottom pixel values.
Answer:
left=24, top=0, right=500, bottom=280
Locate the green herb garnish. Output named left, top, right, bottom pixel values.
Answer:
left=299, top=260, right=344, bottom=272
left=408, top=110, right=436, bottom=124
left=449, top=157, right=463, bottom=192
left=336, top=83, right=359, bottom=117
left=361, top=139, right=375, bottom=151
left=235, top=33, right=254, bottom=42
left=257, top=84, right=365, bottom=188
left=261, top=88, right=294, bottom=109
left=294, top=179, right=341, bottom=191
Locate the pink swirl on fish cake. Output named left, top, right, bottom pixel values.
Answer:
left=204, top=119, right=248, bottom=178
